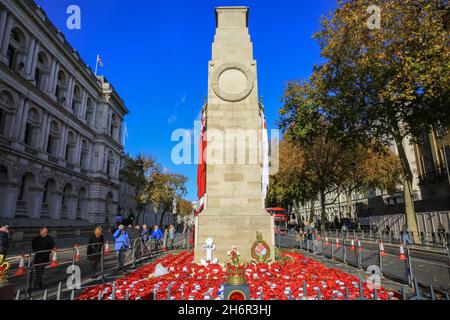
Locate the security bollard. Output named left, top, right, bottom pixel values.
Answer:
left=42, top=289, right=48, bottom=301
left=15, top=289, right=21, bottom=301
left=56, top=282, right=62, bottom=300
left=111, top=282, right=116, bottom=301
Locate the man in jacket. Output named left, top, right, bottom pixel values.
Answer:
left=87, top=226, right=105, bottom=279
left=31, top=227, right=54, bottom=290
left=151, top=225, right=164, bottom=251
left=0, top=225, right=9, bottom=264
left=113, top=225, right=129, bottom=272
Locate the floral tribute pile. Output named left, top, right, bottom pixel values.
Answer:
left=77, top=251, right=396, bottom=300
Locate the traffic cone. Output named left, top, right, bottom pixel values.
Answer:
left=105, top=241, right=110, bottom=255
left=399, top=244, right=407, bottom=261
left=350, top=240, right=355, bottom=251
left=358, top=240, right=363, bottom=252
left=325, top=237, right=330, bottom=246
left=49, top=249, right=58, bottom=268
left=379, top=242, right=386, bottom=257
left=335, top=238, right=341, bottom=248
left=15, top=254, right=27, bottom=277
left=74, top=245, right=81, bottom=263
left=162, top=242, right=167, bottom=252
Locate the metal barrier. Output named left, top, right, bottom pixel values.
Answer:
left=5, top=233, right=186, bottom=300
left=277, top=234, right=450, bottom=298
left=317, top=229, right=449, bottom=248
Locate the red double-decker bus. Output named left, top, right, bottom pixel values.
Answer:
left=266, top=207, right=289, bottom=235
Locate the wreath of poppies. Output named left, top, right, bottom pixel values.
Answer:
left=77, top=251, right=396, bottom=301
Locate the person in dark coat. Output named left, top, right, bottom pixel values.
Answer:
left=87, top=226, right=104, bottom=279
left=31, top=227, right=54, bottom=289
left=0, top=225, right=10, bottom=263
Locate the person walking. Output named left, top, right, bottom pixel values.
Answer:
left=402, top=224, right=413, bottom=245
left=141, top=225, right=150, bottom=254
left=31, top=227, right=54, bottom=290
left=87, top=226, right=104, bottom=279
left=0, top=225, right=9, bottom=264
left=113, top=225, right=130, bottom=273
left=182, top=222, right=187, bottom=248
left=168, top=225, right=175, bottom=250
left=151, top=225, right=164, bottom=251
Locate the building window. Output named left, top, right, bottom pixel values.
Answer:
left=23, top=108, right=40, bottom=148
left=47, top=120, right=61, bottom=156
left=7, top=28, right=27, bottom=73
left=65, top=131, right=76, bottom=163
left=55, top=70, right=68, bottom=105
left=0, top=109, right=5, bottom=135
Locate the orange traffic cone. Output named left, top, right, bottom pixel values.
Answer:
left=162, top=242, right=167, bottom=252
left=74, top=245, right=81, bottom=263
left=350, top=240, right=355, bottom=251
left=358, top=240, right=363, bottom=252
left=379, top=242, right=386, bottom=256
left=49, top=249, right=58, bottom=268
left=335, top=238, right=341, bottom=248
left=325, top=237, right=330, bottom=246
left=105, top=241, right=110, bottom=255
left=399, top=244, right=407, bottom=261
left=15, top=254, right=27, bottom=277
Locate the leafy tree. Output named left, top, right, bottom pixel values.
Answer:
left=309, top=0, right=449, bottom=239
left=177, top=198, right=194, bottom=216
left=120, top=154, right=187, bottom=226
left=120, top=154, right=158, bottom=224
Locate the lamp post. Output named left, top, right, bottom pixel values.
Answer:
left=436, top=125, right=450, bottom=189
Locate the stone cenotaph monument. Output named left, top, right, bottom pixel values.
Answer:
left=194, top=7, right=274, bottom=264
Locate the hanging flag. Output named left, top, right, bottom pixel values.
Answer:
left=97, top=54, right=104, bottom=67
left=261, top=113, right=270, bottom=200
left=196, top=107, right=207, bottom=216
left=95, top=54, right=104, bottom=75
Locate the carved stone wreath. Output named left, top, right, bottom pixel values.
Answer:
left=211, top=62, right=255, bottom=102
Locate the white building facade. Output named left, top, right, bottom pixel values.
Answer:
left=0, top=0, right=128, bottom=226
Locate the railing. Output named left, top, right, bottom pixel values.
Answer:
left=316, top=229, right=450, bottom=248
left=5, top=233, right=188, bottom=300
left=276, top=233, right=450, bottom=297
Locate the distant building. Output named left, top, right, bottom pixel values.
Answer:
left=0, top=0, right=128, bottom=226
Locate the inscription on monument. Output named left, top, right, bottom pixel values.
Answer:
left=224, top=173, right=244, bottom=182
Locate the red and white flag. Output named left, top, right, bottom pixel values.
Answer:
left=97, top=54, right=104, bottom=67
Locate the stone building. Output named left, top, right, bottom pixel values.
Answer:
left=0, top=0, right=128, bottom=228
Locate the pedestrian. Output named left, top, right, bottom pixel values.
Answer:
left=141, top=225, right=150, bottom=254
left=168, top=225, right=175, bottom=250
left=141, top=225, right=150, bottom=242
left=133, top=225, right=142, bottom=258
left=163, top=228, right=169, bottom=249
left=402, top=224, right=413, bottom=245
left=31, top=227, right=54, bottom=290
left=0, top=225, right=10, bottom=264
left=87, top=226, right=104, bottom=279
left=182, top=222, right=187, bottom=248
left=151, top=225, right=164, bottom=251
left=113, top=225, right=130, bottom=273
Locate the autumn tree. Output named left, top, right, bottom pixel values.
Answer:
left=266, top=139, right=305, bottom=214
left=308, top=0, right=449, bottom=239
left=120, top=154, right=158, bottom=224
left=120, top=154, right=187, bottom=226
left=177, top=198, right=194, bottom=216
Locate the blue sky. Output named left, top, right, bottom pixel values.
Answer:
left=36, top=0, right=337, bottom=201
